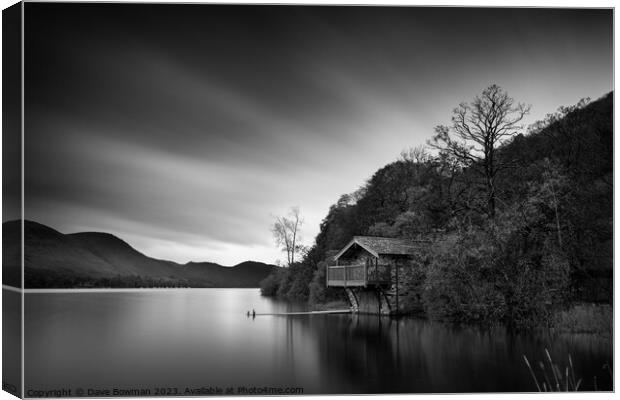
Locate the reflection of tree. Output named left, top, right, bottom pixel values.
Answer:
left=285, top=316, right=296, bottom=380
left=307, top=315, right=403, bottom=393
left=296, top=314, right=613, bottom=393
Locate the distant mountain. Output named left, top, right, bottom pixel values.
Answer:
left=2, top=220, right=277, bottom=289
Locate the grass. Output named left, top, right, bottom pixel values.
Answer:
left=553, top=303, right=612, bottom=337
left=523, top=349, right=582, bottom=391
left=522, top=303, right=613, bottom=391
left=523, top=348, right=613, bottom=392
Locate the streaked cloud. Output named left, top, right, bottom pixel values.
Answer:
left=20, top=5, right=612, bottom=264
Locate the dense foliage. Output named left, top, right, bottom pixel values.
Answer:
left=25, top=268, right=190, bottom=288
left=260, top=91, right=612, bottom=327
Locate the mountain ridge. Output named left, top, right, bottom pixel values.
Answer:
left=3, top=220, right=277, bottom=288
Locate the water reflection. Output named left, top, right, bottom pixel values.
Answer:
left=3, top=289, right=22, bottom=398
left=305, top=314, right=612, bottom=393
left=24, top=289, right=612, bottom=394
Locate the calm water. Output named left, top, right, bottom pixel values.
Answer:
left=24, top=289, right=612, bottom=394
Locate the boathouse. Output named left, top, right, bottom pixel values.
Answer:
left=326, top=236, right=425, bottom=315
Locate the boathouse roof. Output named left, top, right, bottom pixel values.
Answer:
left=333, top=236, right=423, bottom=260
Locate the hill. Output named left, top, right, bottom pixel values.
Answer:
left=3, top=220, right=277, bottom=288
left=261, top=90, right=613, bottom=326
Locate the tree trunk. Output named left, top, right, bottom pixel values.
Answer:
left=486, top=175, right=496, bottom=219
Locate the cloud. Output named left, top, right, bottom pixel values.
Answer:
left=22, top=5, right=612, bottom=264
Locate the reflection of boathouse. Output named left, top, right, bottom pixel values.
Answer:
left=326, top=236, right=425, bottom=315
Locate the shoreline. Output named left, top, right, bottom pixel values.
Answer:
left=3, top=285, right=261, bottom=294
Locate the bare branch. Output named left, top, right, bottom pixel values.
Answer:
left=431, top=84, right=530, bottom=218
left=271, top=207, right=304, bottom=267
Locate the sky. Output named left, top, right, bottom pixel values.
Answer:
left=10, top=4, right=613, bottom=265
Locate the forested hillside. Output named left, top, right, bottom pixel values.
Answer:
left=261, top=89, right=613, bottom=327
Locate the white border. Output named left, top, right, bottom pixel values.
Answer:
left=0, top=2, right=616, bottom=400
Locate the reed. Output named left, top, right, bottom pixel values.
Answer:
left=523, top=349, right=582, bottom=391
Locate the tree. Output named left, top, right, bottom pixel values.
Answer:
left=430, top=84, right=530, bottom=218
left=271, top=207, right=304, bottom=267
left=529, top=159, right=568, bottom=247
left=400, top=145, right=432, bottom=164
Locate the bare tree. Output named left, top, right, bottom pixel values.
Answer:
left=429, top=84, right=530, bottom=218
left=400, top=145, right=432, bottom=164
left=271, top=207, right=304, bottom=267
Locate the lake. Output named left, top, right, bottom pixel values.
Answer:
left=23, top=288, right=612, bottom=394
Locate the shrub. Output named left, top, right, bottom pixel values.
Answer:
left=553, top=303, right=612, bottom=336
left=422, top=229, right=506, bottom=324
left=308, top=261, right=346, bottom=306
left=421, top=220, right=570, bottom=327
left=259, top=268, right=287, bottom=296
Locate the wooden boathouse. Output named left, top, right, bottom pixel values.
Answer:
left=326, top=236, right=425, bottom=315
